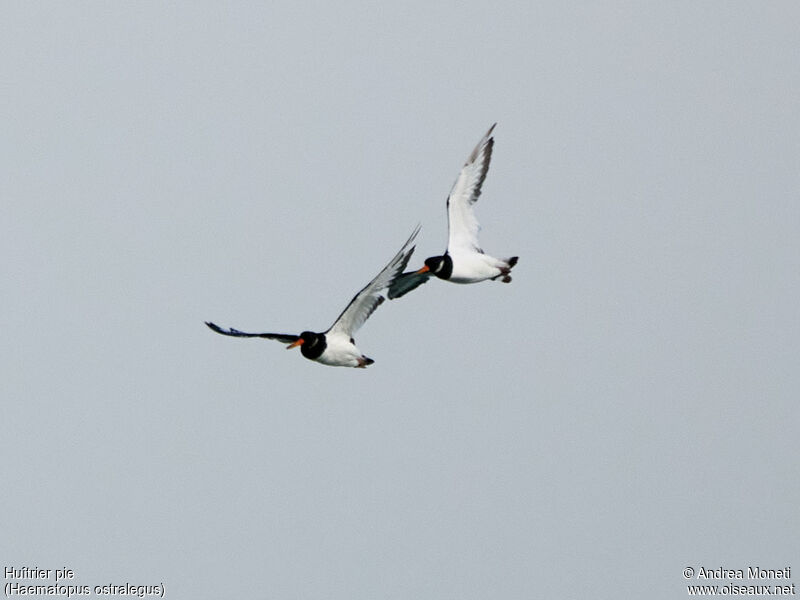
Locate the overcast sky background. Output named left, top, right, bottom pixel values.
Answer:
left=2, top=2, right=799, bottom=598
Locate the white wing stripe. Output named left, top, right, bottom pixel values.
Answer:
left=446, top=124, right=496, bottom=254
left=327, top=224, right=420, bottom=337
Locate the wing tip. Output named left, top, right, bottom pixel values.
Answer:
left=206, top=321, right=235, bottom=336
left=464, top=124, right=496, bottom=168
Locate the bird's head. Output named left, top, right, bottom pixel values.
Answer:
left=286, top=331, right=323, bottom=350
left=418, top=255, right=451, bottom=279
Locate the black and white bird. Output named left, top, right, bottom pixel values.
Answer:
left=388, top=124, right=517, bottom=299
left=206, top=225, right=419, bottom=368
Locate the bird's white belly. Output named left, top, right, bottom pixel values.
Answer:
left=317, top=334, right=363, bottom=368
left=449, top=252, right=504, bottom=283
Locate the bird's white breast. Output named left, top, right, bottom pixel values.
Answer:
left=316, top=333, right=363, bottom=367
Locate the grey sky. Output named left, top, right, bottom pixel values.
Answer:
left=3, top=2, right=799, bottom=598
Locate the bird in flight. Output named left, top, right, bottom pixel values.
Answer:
left=388, top=124, right=517, bottom=299
left=206, top=225, right=419, bottom=368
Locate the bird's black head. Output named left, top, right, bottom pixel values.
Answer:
left=286, top=331, right=327, bottom=360
left=420, top=254, right=453, bottom=280
left=298, top=331, right=317, bottom=343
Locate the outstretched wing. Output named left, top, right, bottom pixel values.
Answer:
left=387, top=270, right=431, bottom=299
left=205, top=321, right=299, bottom=344
left=446, top=123, right=495, bottom=254
left=327, top=224, right=420, bottom=337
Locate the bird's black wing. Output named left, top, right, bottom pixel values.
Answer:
left=205, top=321, right=299, bottom=344
left=387, top=271, right=432, bottom=299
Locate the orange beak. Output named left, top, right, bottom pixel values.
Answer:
left=415, top=265, right=430, bottom=274
left=286, top=338, right=304, bottom=349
